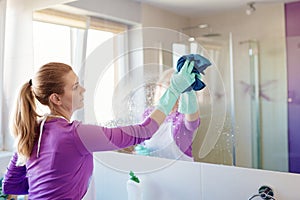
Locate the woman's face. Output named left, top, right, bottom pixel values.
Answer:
left=60, top=70, right=86, bottom=113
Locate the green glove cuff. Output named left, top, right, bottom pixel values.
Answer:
left=178, top=90, right=198, bottom=114
left=134, top=144, right=150, bottom=156
left=156, top=87, right=178, bottom=116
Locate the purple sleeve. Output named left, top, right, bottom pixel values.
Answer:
left=2, top=153, right=29, bottom=195
left=75, top=117, right=159, bottom=153
left=142, top=107, right=154, bottom=120
left=173, top=117, right=200, bottom=157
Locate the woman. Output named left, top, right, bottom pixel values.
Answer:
left=2, top=60, right=195, bottom=199
left=135, top=54, right=210, bottom=161
left=135, top=68, right=200, bottom=161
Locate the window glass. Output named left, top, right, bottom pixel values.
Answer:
left=33, top=21, right=71, bottom=70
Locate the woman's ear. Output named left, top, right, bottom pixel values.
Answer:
left=49, top=93, right=62, bottom=105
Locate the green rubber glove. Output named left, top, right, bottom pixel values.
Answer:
left=156, top=60, right=195, bottom=115
left=134, top=144, right=150, bottom=156
left=178, top=90, right=198, bottom=114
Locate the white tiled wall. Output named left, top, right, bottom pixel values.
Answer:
left=93, top=152, right=300, bottom=200
left=200, top=162, right=300, bottom=199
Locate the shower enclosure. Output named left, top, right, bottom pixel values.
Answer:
left=237, top=38, right=288, bottom=172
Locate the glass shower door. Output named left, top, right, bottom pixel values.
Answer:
left=248, top=41, right=262, bottom=169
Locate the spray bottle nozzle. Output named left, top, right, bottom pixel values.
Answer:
left=129, top=171, right=140, bottom=183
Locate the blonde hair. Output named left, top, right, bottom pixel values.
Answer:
left=154, top=68, right=175, bottom=102
left=13, top=62, right=72, bottom=165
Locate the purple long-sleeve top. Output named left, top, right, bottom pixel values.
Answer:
left=2, top=116, right=158, bottom=199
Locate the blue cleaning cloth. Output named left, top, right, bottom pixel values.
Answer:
left=176, top=54, right=211, bottom=92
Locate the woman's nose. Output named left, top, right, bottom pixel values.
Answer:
left=81, top=85, right=86, bottom=92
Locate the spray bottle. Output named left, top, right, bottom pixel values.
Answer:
left=127, top=171, right=142, bottom=200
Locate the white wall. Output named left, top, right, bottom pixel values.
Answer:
left=3, top=0, right=35, bottom=151
left=141, top=4, right=189, bottom=30
left=93, top=152, right=300, bottom=200
left=0, top=0, right=6, bottom=150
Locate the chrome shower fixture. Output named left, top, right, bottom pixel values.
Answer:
left=181, top=23, right=209, bottom=31
left=248, top=185, right=275, bottom=200
left=246, top=2, right=256, bottom=15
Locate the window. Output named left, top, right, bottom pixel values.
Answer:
left=32, top=9, right=128, bottom=123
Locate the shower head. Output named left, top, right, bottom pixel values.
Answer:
left=202, top=33, right=221, bottom=37
left=181, top=24, right=209, bottom=31
left=180, top=23, right=221, bottom=41
left=201, top=25, right=221, bottom=37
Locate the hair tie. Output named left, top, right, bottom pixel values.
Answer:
left=29, top=79, right=32, bottom=86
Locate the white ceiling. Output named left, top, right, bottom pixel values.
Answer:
left=135, top=0, right=299, bottom=17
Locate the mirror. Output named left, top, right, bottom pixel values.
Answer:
left=31, top=0, right=294, bottom=174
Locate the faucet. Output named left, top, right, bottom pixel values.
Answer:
left=248, top=185, right=275, bottom=200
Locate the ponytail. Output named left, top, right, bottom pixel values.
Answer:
left=12, top=62, right=72, bottom=165
left=13, top=81, right=40, bottom=165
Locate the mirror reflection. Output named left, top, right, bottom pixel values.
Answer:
left=30, top=2, right=291, bottom=173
